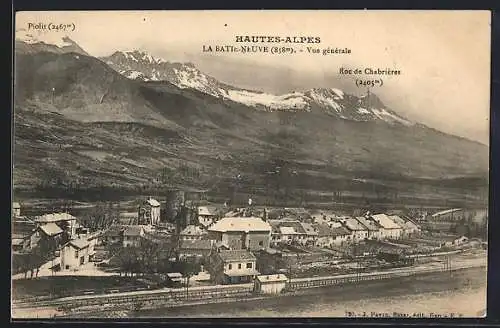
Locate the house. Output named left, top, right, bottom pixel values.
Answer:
left=101, top=225, right=125, bottom=245
left=401, top=217, right=421, bottom=236
left=12, top=216, right=36, bottom=252
left=371, top=214, right=403, bottom=240
left=254, top=274, right=288, bottom=294
left=123, top=225, right=146, bottom=247
left=179, top=239, right=214, bottom=259
left=269, top=220, right=307, bottom=246
left=197, top=206, right=219, bottom=228
left=208, top=249, right=259, bottom=284
left=35, top=213, right=78, bottom=238
left=344, top=218, right=369, bottom=243
left=166, top=272, right=184, bottom=286
left=12, top=202, right=21, bottom=217
left=299, top=222, right=318, bottom=245
left=314, top=224, right=351, bottom=247
left=330, top=226, right=352, bottom=246
left=208, top=217, right=272, bottom=251
left=388, top=215, right=419, bottom=238
left=60, top=238, right=91, bottom=270
left=30, top=222, right=65, bottom=250
left=138, top=197, right=161, bottom=225
left=180, top=225, right=208, bottom=241
left=355, top=217, right=381, bottom=240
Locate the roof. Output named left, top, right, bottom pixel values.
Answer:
left=218, top=250, right=256, bottom=262
left=313, top=223, right=333, bottom=237
left=145, top=198, right=161, bottom=207
left=180, top=225, right=207, bottom=236
left=166, top=272, right=183, bottom=278
left=209, top=217, right=271, bottom=233
left=331, top=226, right=351, bottom=237
left=123, top=225, right=145, bottom=236
left=67, top=238, right=90, bottom=249
left=344, top=218, right=368, bottom=231
left=119, top=212, right=138, bottom=218
left=198, top=206, right=218, bottom=216
left=432, top=208, right=462, bottom=217
left=256, top=274, right=288, bottom=283
left=355, top=217, right=380, bottom=231
left=12, top=239, right=25, bottom=246
left=280, top=226, right=298, bottom=235
left=36, top=213, right=77, bottom=223
left=300, top=222, right=318, bottom=236
left=180, top=239, right=213, bottom=250
left=371, top=214, right=402, bottom=230
left=389, top=215, right=418, bottom=231
left=12, top=202, right=20, bottom=209
left=38, top=223, right=64, bottom=236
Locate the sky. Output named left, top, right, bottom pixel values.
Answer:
left=15, top=11, right=491, bottom=144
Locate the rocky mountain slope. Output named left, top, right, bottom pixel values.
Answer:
left=13, top=39, right=489, bottom=204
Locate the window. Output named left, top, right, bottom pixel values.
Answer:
left=74, top=250, right=79, bottom=259
left=228, top=264, right=232, bottom=270
left=238, top=263, right=242, bottom=269
left=246, top=263, right=252, bottom=269
left=259, top=241, right=263, bottom=246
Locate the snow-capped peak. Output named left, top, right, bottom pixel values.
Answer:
left=101, top=52, right=413, bottom=124
left=16, top=28, right=74, bottom=47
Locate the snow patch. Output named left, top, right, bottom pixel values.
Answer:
left=226, top=90, right=309, bottom=111
left=16, top=28, right=74, bottom=47
left=357, top=107, right=370, bottom=114
left=371, top=108, right=413, bottom=126
left=331, top=88, right=344, bottom=99
left=308, top=90, right=342, bottom=112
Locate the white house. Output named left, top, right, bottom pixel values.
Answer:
left=139, top=198, right=161, bottom=225
left=254, top=274, right=288, bottom=294
left=344, top=218, right=369, bottom=243
left=355, top=217, right=381, bottom=240
left=60, top=238, right=91, bottom=271
left=208, top=249, right=259, bottom=284
left=371, top=214, right=403, bottom=240
left=12, top=202, right=21, bottom=217
left=197, top=206, right=219, bottom=228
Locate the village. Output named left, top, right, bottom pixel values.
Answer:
left=11, top=190, right=488, bottom=313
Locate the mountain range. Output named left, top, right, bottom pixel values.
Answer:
left=13, top=33, right=489, bottom=206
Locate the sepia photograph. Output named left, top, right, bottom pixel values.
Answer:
left=11, top=10, right=490, bottom=319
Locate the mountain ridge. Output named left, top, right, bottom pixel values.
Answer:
left=12, top=37, right=489, bottom=204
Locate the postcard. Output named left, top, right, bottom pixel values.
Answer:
left=12, top=10, right=489, bottom=319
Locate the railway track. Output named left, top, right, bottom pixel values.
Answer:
left=13, top=262, right=485, bottom=312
